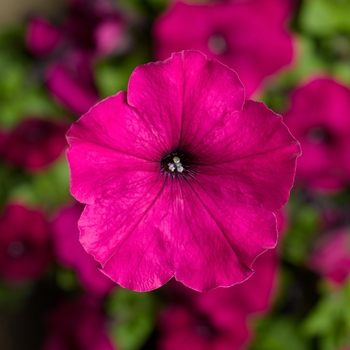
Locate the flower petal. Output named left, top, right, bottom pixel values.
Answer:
left=153, top=2, right=293, bottom=97
left=67, top=92, right=162, bottom=204
left=173, top=178, right=277, bottom=292
left=128, top=51, right=244, bottom=152
left=80, top=169, right=276, bottom=291
left=127, top=53, right=184, bottom=151
left=78, top=173, right=174, bottom=291
left=196, top=100, right=301, bottom=211
left=178, top=51, right=244, bottom=150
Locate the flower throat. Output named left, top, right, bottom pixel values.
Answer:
left=161, top=151, right=195, bottom=175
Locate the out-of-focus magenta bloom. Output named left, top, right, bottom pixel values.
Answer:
left=51, top=202, right=114, bottom=296
left=0, top=129, right=6, bottom=148
left=26, top=0, right=126, bottom=59
left=64, top=0, right=127, bottom=57
left=42, top=296, right=115, bottom=350
left=153, top=0, right=294, bottom=97
left=158, top=247, right=279, bottom=349
left=25, top=17, right=63, bottom=57
left=66, top=51, right=300, bottom=292
left=0, top=117, right=68, bottom=171
left=284, top=77, right=350, bottom=192
left=26, top=0, right=127, bottom=115
left=0, top=203, right=51, bottom=281
left=170, top=0, right=295, bottom=22
left=45, top=60, right=99, bottom=116
left=158, top=305, right=249, bottom=350
left=308, top=228, right=350, bottom=285
left=26, top=15, right=99, bottom=115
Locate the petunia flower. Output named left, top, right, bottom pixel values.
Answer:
left=308, top=228, right=350, bottom=285
left=25, top=0, right=128, bottom=115
left=25, top=17, right=63, bottom=57
left=0, top=203, right=51, bottom=281
left=158, top=245, right=280, bottom=349
left=169, top=0, right=296, bottom=22
left=64, top=0, right=128, bottom=57
left=42, top=295, right=116, bottom=350
left=66, top=50, right=300, bottom=292
left=283, top=77, right=350, bottom=192
left=51, top=202, right=115, bottom=296
left=45, top=59, right=100, bottom=116
left=0, top=117, right=69, bottom=172
left=153, top=0, right=294, bottom=97
left=158, top=304, right=249, bottom=350
left=26, top=0, right=126, bottom=59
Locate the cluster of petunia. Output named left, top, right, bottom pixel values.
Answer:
left=1, top=0, right=350, bottom=349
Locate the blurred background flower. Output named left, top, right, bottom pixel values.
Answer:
left=1, top=0, right=350, bottom=349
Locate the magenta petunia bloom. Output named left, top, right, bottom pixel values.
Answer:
left=284, top=77, right=350, bottom=192
left=0, top=117, right=68, bottom=171
left=64, top=0, right=127, bottom=57
left=158, top=305, right=249, bottom=350
left=0, top=128, right=6, bottom=148
left=26, top=0, right=126, bottom=59
left=26, top=17, right=63, bottom=57
left=51, top=202, right=114, bottom=296
left=158, top=246, right=280, bottom=349
left=42, top=295, right=116, bottom=350
left=26, top=0, right=127, bottom=115
left=153, top=0, right=294, bottom=97
left=308, top=228, right=350, bottom=285
left=45, top=60, right=100, bottom=116
left=0, top=203, right=51, bottom=281
left=66, top=50, right=300, bottom=292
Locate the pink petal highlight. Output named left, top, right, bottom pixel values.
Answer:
left=26, top=17, right=62, bottom=56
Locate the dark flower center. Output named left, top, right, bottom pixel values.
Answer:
left=307, top=126, right=333, bottom=145
left=161, top=151, right=196, bottom=175
left=7, top=240, right=26, bottom=258
left=25, top=126, right=48, bottom=144
left=194, top=313, right=218, bottom=340
left=208, top=33, right=228, bottom=55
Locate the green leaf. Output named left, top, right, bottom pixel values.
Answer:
left=261, top=36, right=327, bottom=112
left=113, top=0, right=167, bottom=14
left=0, top=281, right=34, bottom=310
left=9, top=155, right=71, bottom=211
left=300, top=0, right=350, bottom=36
left=333, top=61, right=350, bottom=85
left=55, top=267, right=80, bottom=292
left=302, top=281, right=350, bottom=349
left=282, top=199, right=321, bottom=266
left=95, top=51, right=150, bottom=98
left=249, top=316, right=310, bottom=350
left=107, top=288, right=158, bottom=350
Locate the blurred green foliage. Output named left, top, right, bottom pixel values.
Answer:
left=108, top=288, right=158, bottom=350
left=1, top=0, right=350, bottom=349
left=303, top=281, right=350, bottom=350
